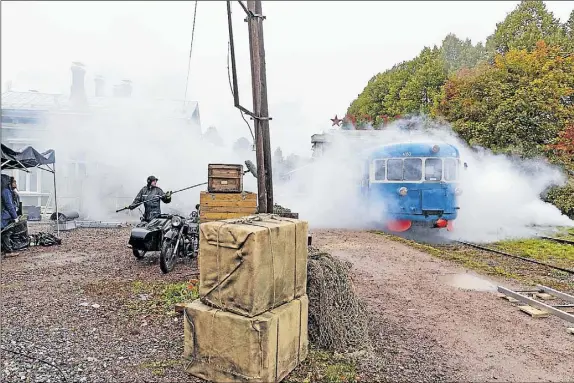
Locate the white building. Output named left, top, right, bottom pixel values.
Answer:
left=1, top=64, right=202, bottom=216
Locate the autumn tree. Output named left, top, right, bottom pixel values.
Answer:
left=485, top=1, right=566, bottom=55
left=436, top=41, right=574, bottom=157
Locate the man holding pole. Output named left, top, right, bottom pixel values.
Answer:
left=129, top=176, right=172, bottom=222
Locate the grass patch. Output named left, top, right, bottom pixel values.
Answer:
left=494, top=239, right=574, bottom=266
left=139, top=359, right=183, bottom=377
left=129, top=280, right=199, bottom=315
left=554, top=227, right=574, bottom=240
left=286, top=348, right=358, bottom=383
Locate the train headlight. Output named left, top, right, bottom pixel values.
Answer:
left=171, top=216, right=182, bottom=227
left=455, top=187, right=463, bottom=196
left=398, top=187, right=408, bottom=196
left=431, top=145, right=440, bottom=153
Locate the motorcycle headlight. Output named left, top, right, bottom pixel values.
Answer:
left=171, top=216, right=182, bottom=227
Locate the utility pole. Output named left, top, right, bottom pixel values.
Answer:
left=226, top=0, right=274, bottom=213
left=246, top=0, right=273, bottom=213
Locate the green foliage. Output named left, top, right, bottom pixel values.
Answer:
left=437, top=42, right=574, bottom=157
left=286, top=348, right=358, bottom=383
left=544, top=183, right=574, bottom=219
left=440, top=33, right=486, bottom=73
left=485, top=1, right=567, bottom=55
left=130, top=280, right=199, bottom=315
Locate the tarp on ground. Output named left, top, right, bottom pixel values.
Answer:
left=1, top=144, right=55, bottom=170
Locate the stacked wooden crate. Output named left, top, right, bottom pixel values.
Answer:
left=183, top=215, right=309, bottom=383
left=200, top=164, right=257, bottom=223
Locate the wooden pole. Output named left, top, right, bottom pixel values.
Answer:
left=246, top=0, right=273, bottom=213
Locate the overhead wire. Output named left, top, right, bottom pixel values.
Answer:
left=183, top=1, right=199, bottom=104
left=227, top=41, right=255, bottom=141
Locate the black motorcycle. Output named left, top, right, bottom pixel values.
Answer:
left=159, top=209, right=199, bottom=274
left=128, top=214, right=173, bottom=259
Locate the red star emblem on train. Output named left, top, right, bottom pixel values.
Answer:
left=330, top=115, right=343, bottom=126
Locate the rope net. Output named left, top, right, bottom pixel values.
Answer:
left=307, top=246, right=371, bottom=353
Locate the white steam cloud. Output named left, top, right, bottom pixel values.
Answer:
left=275, top=117, right=574, bottom=242
left=35, top=100, right=572, bottom=244
left=37, top=97, right=257, bottom=222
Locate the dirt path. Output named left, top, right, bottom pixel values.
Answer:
left=312, top=229, right=574, bottom=383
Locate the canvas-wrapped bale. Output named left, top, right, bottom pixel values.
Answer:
left=183, top=295, right=309, bottom=383
left=199, top=214, right=308, bottom=317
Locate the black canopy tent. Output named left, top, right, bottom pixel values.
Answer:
left=1, top=144, right=60, bottom=236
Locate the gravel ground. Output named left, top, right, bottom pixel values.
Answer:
left=3, top=226, right=574, bottom=382
left=312, top=229, right=574, bottom=382
left=1, top=227, right=201, bottom=383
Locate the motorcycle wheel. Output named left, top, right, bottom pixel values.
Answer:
left=132, top=248, right=146, bottom=259
left=160, top=240, right=177, bottom=274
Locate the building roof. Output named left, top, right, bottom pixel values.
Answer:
left=1, top=90, right=200, bottom=121
left=1, top=91, right=62, bottom=111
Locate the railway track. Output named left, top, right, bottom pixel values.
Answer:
left=454, top=240, right=574, bottom=275
left=538, top=236, right=574, bottom=246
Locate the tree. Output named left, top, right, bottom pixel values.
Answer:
left=485, top=1, right=566, bottom=55
left=436, top=41, right=574, bottom=157
left=545, top=124, right=574, bottom=171
left=233, top=137, right=251, bottom=153
left=440, top=34, right=486, bottom=73
left=203, top=126, right=224, bottom=147
left=562, top=10, right=574, bottom=51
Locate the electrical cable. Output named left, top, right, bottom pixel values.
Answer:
left=227, top=40, right=255, bottom=141
left=0, top=346, right=68, bottom=382
left=183, top=1, right=199, bottom=104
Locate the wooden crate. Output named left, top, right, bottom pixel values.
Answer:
left=200, top=191, right=257, bottom=223
left=208, top=164, right=243, bottom=193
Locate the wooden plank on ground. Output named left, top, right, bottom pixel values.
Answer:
left=498, top=286, right=574, bottom=323
left=498, top=293, right=519, bottom=303
left=535, top=293, right=556, bottom=301
left=518, top=305, right=550, bottom=318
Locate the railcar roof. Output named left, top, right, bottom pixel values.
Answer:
left=366, top=142, right=460, bottom=159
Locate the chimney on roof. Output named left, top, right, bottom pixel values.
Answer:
left=113, top=79, right=132, bottom=98
left=95, top=75, right=105, bottom=97
left=70, top=62, right=88, bottom=108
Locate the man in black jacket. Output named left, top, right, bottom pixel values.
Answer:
left=129, top=176, right=172, bottom=222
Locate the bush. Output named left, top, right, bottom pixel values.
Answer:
left=545, top=182, right=574, bottom=219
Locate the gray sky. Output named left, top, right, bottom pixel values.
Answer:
left=2, top=1, right=573, bottom=155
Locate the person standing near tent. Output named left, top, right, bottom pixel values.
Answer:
left=1, top=174, right=18, bottom=227
left=1, top=174, right=18, bottom=253
left=10, top=176, right=21, bottom=215
left=129, top=176, right=172, bottom=222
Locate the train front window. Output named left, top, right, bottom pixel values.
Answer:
left=387, top=159, right=403, bottom=181
left=425, top=158, right=443, bottom=181
left=403, top=158, right=422, bottom=181
left=444, top=158, right=458, bottom=181
left=373, top=160, right=386, bottom=181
